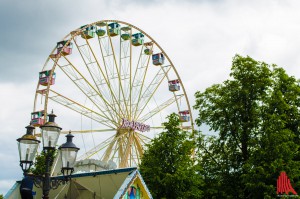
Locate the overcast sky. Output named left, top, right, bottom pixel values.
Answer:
left=1, top=0, right=300, bottom=195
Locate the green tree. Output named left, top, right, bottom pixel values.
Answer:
left=140, top=113, right=203, bottom=198
left=0, top=194, right=3, bottom=199
left=194, top=55, right=300, bottom=198
left=30, top=150, right=56, bottom=175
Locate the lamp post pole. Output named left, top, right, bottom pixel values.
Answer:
left=17, top=111, right=79, bottom=199
left=39, top=111, right=62, bottom=199
left=42, top=150, right=51, bottom=199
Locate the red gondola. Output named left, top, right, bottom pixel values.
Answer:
left=168, top=79, right=180, bottom=92
left=31, top=110, right=45, bottom=127
left=179, top=110, right=190, bottom=122
left=39, top=70, right=56, bottom=86
left=50, top=40, right=73, bottom=58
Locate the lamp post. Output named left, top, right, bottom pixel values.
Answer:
left=17, top=124, right=40, bottom=174
left=59, top=132, right=79, bottom=178
left=17, top=111, right=79, bottom=199
left=40, top=111, right=62, bottom=199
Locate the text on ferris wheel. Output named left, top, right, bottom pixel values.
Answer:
left=120, top=118, right=150, bottom=132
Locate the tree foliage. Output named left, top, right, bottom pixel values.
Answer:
left=194, top=55, right=300, bottom=198
left=30, top=150, right=56, bottom=176
left=140, top=113, right=203, bottom=198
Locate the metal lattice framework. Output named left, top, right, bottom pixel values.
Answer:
left=33, top=20, right=194, bottom=168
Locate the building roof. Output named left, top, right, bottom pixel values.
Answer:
left=5, top=167, right=153, bottom=199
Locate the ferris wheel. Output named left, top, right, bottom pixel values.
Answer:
left=32, top=20, right=193, bottom=169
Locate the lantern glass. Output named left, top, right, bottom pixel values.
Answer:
left=18, top=139, right=39, bottom=162
left=60, top=148, right=78, bottom=169
left=41, top=126, right=61, bottom=148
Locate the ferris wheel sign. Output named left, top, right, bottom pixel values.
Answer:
left=120, top=118, right=150, bottom=132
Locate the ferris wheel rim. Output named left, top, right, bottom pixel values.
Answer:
left=34, top=19, right=193, bottom=126
left=33, top=19, right=194, bottom=168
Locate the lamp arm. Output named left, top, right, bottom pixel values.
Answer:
left=28, top=174, right=67, bottom=190
left=25, top=174, right=43, bottom=189
left=50, top=178, right=66, bottom=190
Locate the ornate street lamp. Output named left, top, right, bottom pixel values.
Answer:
left=17, top=111, right=80, bottom=199
left=59, top=132, right=80, bottom=178
left=40, top=111, right=62, bottom=151
left=17, top=124, right=40, bottom=173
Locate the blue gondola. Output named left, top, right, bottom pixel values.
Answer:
left=81, top=25, right=96, bottom=39
left=152, top=53, right=165, bottom=66
left=108, top=23, right=120, bottom=37
left=132, top=33, right=144, bottom=46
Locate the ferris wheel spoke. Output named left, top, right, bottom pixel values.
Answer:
left=98, top=35, right=129, bottom=120
left=56, top=56, right=122, bottom=120
left=131, top=45, right=153, bottom=104
left=130, top=133, right=143, bottom=166
left=35, top=129, right=119, bottom=137
left=72, top=37, right=119, bottom=122
left=120, top=132, right=134, bottom=168
left=117, top=136, right=125, bottom=166
left=138, top=94, right=184, bottom=122
left=133, top=133, right=144, bottom=163
left=119, top=27, right=133, bottom=120
left=128, top=28, right=134, bottom=120
left=46, top=89, right=116, bottom=128
left=110, top=139, right=123, bottom=162
left=77, top=134, right=119, bottom=161
left=105, top=24, right=130, bottom=118
left=130, top=135, right=139, bottom=167
left=130, top=46, right=144, bottom=98
left=50, top=58, right=112, bottom=120
left=131, top=46, right=153, bottom=121
left=61, top=128, right=116, bottom=134
left=101, top=129, right=130, bottom=163
left=119, top=133, right=130, bottom=167
left=149, top=126, right=165, bottom=130
left=134, top=65, right=172, bottom=120
left=80, top=32, right=126, bottom=118
left=119, top=133, right=132, bottom=167
left=130, top=150, right=139, bottom=167
left=135, top=132, right=151, bottom=145
left=147, top=125, right=192, bottom=132
left=115, top=134, right=129, bottom=166
left=102, top=137, right=119, bottom=162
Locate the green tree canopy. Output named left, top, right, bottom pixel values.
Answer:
left=194, top=55, right=300, bottom=198
left=30, top=150, right=56, bottom=176
left=140, top=113, right=203, bottom=198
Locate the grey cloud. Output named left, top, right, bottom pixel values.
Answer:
left=0, top=0, right=222, bottom=83
left=0, top=1, right=63, bottom=82
left=0, top=0, right=109, bottom=83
